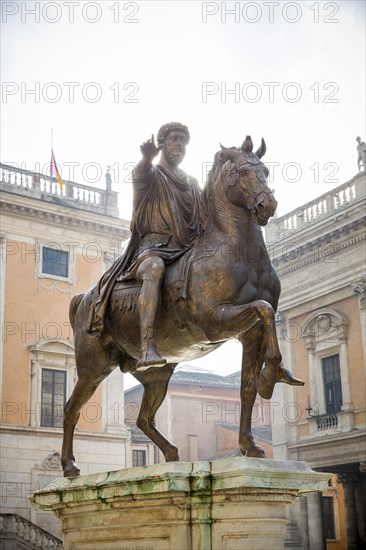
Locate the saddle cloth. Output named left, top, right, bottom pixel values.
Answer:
left=110, top=241, right=218, bottom=314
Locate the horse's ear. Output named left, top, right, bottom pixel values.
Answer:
left=220, top=143, right=239, bottom=163
left=255, top=138, right=266, bottom=159
left=241, top=136, right=253, bottom=153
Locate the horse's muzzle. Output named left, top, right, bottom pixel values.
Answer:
left=252, top=196, right=277, bottom=225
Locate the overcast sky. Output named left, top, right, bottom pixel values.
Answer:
left=1, top=0, right=365, bottom=387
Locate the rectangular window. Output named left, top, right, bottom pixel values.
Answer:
left=42, top=247, right=69, bottom=278
left=322, top=354, right=343, bottom=414
left=41, top=369, right=66, bottom=428
left=321, top=495, right=336, bottom=540
left=132, top=450, right=146, bottom=467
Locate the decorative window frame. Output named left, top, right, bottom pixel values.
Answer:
left=28, top=339, right=76, bottom=428
left=35, top=239, right=76, bottom=285
left=301, top=308, right=354, bottom=433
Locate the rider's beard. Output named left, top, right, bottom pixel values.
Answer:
left=164, top=145, right=185, bottom=166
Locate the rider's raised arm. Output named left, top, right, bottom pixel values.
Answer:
left=133, top=134, right=161, bottom=189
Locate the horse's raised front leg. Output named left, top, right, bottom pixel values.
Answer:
left=133, top=363, right=179, bottom=462
left=239, top=326, right=266, bottom=458
left=210, top=299, right=282, bottom=399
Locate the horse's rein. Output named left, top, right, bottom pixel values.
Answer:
left=225, top=163, right=274, bottom=210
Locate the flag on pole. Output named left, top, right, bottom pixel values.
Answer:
left=50, top=149, right=64, bottom=190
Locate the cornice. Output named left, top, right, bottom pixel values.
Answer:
left=287, top=429, right=365, bottom=451
left=279, top=282, right=358, bottom=316
left=0, top=199, right=129, bottom=239
left=273, top=218, right=365, bottom=276
left=0, top=423, right=131, bottom=442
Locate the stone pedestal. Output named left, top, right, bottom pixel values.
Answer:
left=31, top=458, right=330, bottom=550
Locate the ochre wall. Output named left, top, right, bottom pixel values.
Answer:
left=2, top=239, right=103, bottom=431
left=286, top=294, right=364, bottom=432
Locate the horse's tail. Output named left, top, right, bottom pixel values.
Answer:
left=69, top=293, right=84, bottom=331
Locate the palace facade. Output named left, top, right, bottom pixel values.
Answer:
left=266, top=171, right=366, bottom=549
left=0, top=163, right=131, bottom=541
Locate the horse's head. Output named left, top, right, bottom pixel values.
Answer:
left=218, top=136, right=277, bottom=226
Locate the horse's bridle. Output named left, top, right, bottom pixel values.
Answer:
left=226, top=162, right=274, bottom=210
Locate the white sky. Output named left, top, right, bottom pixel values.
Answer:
left=1, top=0, right=365, bottom=389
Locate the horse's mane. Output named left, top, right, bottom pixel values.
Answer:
left=200, top=147, right=240, bottom=229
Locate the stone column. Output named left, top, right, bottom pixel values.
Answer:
left=354, top=471, right=365, bottom=544
left=357, top=467, right=366, bottom=545
left=307, top=492, right=325, bottom=550
left=299, top=494, right=310, bottom=549
left=285, top=497, right=308, bottom=549
left=338, top=473, right=359, bottom=550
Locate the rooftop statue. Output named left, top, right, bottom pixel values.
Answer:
left=356, top=136, right=366, bottom=172
left=105, top=166, right=112, bottom=190
left=61, top=125, right=304, bottom=477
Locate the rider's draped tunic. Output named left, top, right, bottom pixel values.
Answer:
left=87, top=163, right=202, bottom=332
left=120, top=163, right=202, bottom=279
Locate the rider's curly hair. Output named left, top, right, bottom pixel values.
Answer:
left=157, top=122, right=190, bottom=148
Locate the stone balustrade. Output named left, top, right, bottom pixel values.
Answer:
left=315, top=413, right=339, bottom=431
left=0, top=514, right=62, bottom=549
left=266, top=172, right=365, bottom=241
left=0, top=162, right=119, bottom=217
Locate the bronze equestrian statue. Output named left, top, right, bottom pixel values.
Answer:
left=61, top=125, right=304, bottom=477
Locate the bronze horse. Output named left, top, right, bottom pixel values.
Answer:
left=62, top=136, right=304, bottom=477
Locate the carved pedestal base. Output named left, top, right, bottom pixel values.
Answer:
left=31, top=458, right=330, bottom=550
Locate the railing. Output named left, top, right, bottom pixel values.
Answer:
left=0, top=514, right=62, bottom=549
left=0, top=162, right=119, bottom=217
left=282, top=183, right=356, bottom=230
left=314, top=413, right=338, bottom=431
left=266, top=172, right=365, bottom=241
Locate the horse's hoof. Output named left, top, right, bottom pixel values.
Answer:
left=165, top=455, right=180, bottom=462
left=63, top=461, right=81, bottom=477
left=164, top=447, right=179, bottom=462
left=277, top=365, right=305, bottom=387
left=245, top=445, right=266, bottom=458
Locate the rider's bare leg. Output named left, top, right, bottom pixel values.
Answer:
left=135, top=256, right=167, bottom=371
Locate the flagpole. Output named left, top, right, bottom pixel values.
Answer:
left=50, top=129, right=64, bottom=192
